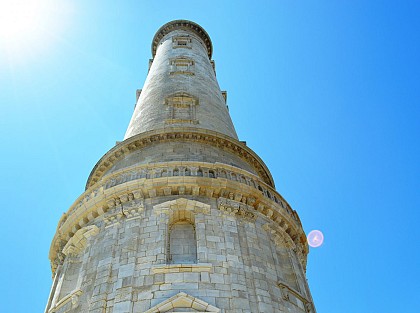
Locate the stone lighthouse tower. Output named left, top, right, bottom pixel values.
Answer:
left=45, top=20, right=316, bottom=313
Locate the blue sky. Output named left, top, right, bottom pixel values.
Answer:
left=0, top=1, right=419, bottom=312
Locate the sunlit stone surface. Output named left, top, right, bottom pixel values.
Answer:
left=45, top=20, right=317, bottom=313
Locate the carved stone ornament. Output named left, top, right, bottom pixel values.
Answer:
left=48, top=289, right=82, bottom=313
left=217, top=197, right=256, bottom=221
left=103, top=204, right=144, bottom=227
left=103, top=192, right=144, bottom=227
left=62, top=225, right=99, bottom=256
left=144, top=292, right=220, bottom=313
left=280, top=285, right=290, bottom=301
left=278, top=282, right=312, bottom=311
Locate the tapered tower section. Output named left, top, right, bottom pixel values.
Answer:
left=46, top=20, right=316, bottom=313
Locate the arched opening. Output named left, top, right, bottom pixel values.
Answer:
left=168, top=221, right=197, bottom=264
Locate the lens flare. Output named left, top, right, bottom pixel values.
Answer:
left=307, top=230, right=324, bottom=248
left=0, top=0, right=73, bottom=63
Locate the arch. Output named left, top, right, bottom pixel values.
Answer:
left=168, top=220, right=197, bottom=264
left=144, top=292, right=220, bottom=313
left=154, top=198, right=210, bottom=264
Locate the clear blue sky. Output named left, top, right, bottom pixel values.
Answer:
left=1, top=1, right=419, bottom=312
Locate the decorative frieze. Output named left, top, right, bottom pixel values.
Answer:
left=85, top=129, right=275, bottom=189
left=100, top=161, right=290, bottom=217
left=154, top=198, right=211, bottom=216
left=217, top=197, right=255, bottom=221
left=51, top=178, right=307, bottom=274
left=102, top=192, right=144, bottom=227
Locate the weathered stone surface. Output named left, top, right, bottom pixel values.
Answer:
left=44, top=20, right=315, bottom=313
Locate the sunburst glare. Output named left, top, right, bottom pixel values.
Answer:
left=0, top=0, right=72, bottom=62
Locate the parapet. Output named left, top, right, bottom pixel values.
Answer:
left=152, top=19, right=213, bottom=59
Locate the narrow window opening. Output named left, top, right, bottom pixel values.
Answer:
left=172, top=36, right=192, bottom=49
left=170, top=57, right=195, bottom=75
left=168, top=221, right=197, bottom=264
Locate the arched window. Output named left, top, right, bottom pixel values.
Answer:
left=277, top=248, right=300, bottom=292
left=168, top=221, right=197, bottom=264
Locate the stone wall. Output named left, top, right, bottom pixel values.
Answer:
left=45, top=20, right=316, bottom=313
left=124, top=28, right=237, bottom=140
left=105, top=141, right=256, bottom=176
left=46, top=196, right=314, bottom=313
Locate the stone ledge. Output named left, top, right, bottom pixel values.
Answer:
left=85, top=127, right=275, bottom=189
left=152, top=20, right=213, bottom=59
left=278, top=282, right=314, bottom=312
left=48, top=289, right=82, bottom=313
left=49, top=176, right=308, bottom=275
left=151, top=263, right=212, bottom=274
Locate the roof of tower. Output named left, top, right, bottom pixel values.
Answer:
left=152, top=20, right=213, bottom=59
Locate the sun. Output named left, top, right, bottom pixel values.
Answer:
left=0, top=0, right=72, bottom=61
left=0, top=0, right=45, bottom=43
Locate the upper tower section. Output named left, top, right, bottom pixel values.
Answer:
left=124, top=20, right=238, bottom=140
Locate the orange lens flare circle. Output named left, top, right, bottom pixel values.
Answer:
left=307, top=230, right=324, bottom=248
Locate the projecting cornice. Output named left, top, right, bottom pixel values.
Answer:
left=85, top=127, right=275, bottom=190
left=49, top=169, right=308, bottom=275
left=152, top=20, right=213, bottom=59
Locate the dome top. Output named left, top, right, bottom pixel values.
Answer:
left=152, top=20, right=213, bottom=59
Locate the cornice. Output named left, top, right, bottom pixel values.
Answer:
left=49, top=164, right=308, bottom=275
left=152, top=20, right=213, bottom=59
left=85, top=127, right=275, bottom=190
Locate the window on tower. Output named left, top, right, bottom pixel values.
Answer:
left=172, top=36, right=192, bottom=49
left=169, top=57, right=195, bottom=75
left=168, top=219, right=197, bottom=264
left=165, top=92, right=199, bottom=125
